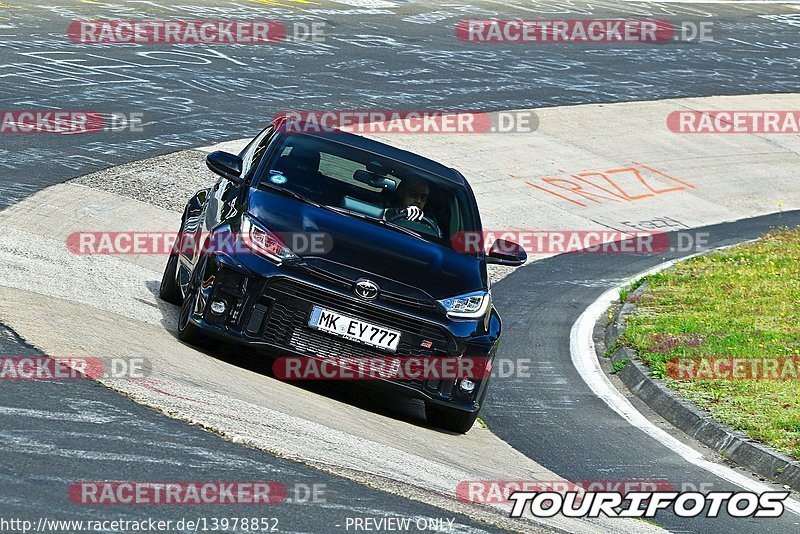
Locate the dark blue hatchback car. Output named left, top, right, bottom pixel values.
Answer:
left=159, top=117, right=526, bottom=432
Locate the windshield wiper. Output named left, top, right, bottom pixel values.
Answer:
left=259, top=183, right=321, bottom=207
left=324, top=205, right=425, bottom=240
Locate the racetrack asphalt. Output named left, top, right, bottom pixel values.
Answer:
left=1, top=0, right=799, bottom=205
left=487, top=210, right=800, bottom=533
left=0, top=323, right=513, bottom=533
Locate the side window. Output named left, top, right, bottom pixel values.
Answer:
left=448, top=195, right=463, bottom=239
left=240, top=126, right=275, bottom=179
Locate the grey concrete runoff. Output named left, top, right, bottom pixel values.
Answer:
left=604, top=282, right=800, bottom=492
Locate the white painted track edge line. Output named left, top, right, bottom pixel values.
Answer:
left=569, top=253, right=800, bottom=517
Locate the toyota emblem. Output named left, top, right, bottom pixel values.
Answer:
left=354, top=279, right=379, bottom=300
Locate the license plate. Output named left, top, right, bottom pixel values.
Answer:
left=308, top=306, right=401, bottom=353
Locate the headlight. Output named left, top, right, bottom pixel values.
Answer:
left=438, top=290, right=491, bottom=319
left=241, top=214, right=298, bottom=264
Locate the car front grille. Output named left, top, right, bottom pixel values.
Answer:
left=256, top=278, right=451, bottom=360
left=302, top=261, right=438, bottom=311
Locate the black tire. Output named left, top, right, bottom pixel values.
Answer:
left=159, top=252, right=182, bottom=305
left=425, top=404, right=479, bottom=434
left=177, top=288, right=205, bottom=345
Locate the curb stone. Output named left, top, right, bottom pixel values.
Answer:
left=601, top=283, right=800, bottom=491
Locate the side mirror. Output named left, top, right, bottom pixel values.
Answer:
left=206, top=151, right=243, bottom=184
left=486, top=239, right=527, bottom=266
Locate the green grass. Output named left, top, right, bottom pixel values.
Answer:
left=619, top=286, right=630, bottom=303
left=621, top=228, right=800, bottom=459
left=611, top=358, right=629, bottom=374
left=604, top=339, right=621, bottom=359
left=619, top=276, right=648, bottom=303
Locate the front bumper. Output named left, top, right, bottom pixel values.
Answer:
left=185, top=252, right=501, bottom=412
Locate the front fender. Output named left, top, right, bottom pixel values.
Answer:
left=183, top=187, right=211, bottom=234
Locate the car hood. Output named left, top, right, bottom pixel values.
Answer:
left=247, top=189, right=486, bottom=300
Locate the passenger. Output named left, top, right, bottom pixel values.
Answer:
left=280, top=147, right=323, bottom=186
left=274, top=146, right=340, bottom=202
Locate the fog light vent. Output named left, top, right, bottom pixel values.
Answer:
left=210, top=300, right=227, bottom=315
left=458, top=379, right=476, bottom=394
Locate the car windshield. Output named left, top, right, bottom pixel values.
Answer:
left=256, top=133, right=478, bottom=252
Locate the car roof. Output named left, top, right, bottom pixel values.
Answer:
left=272, top=119, right=466, bottom=185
